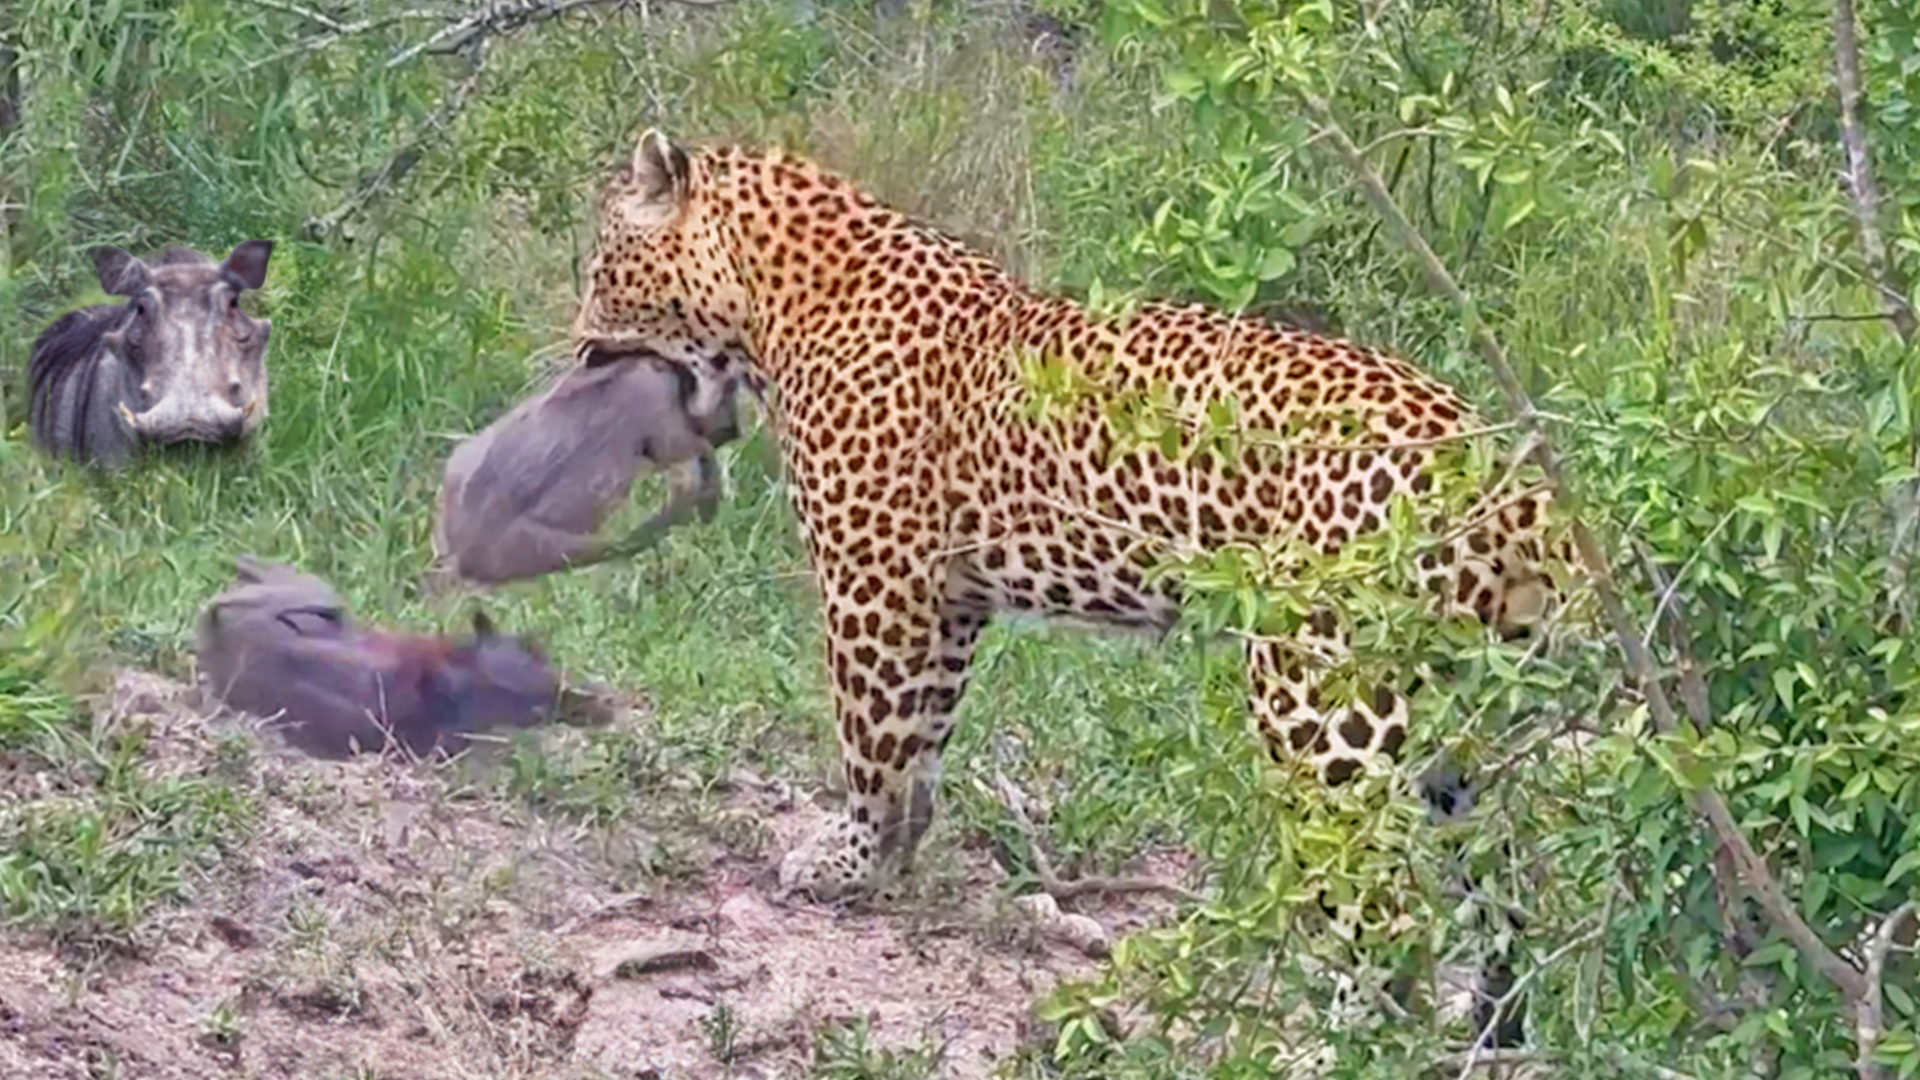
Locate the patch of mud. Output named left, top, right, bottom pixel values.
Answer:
left=0, top=670, right=1193, bottom=1080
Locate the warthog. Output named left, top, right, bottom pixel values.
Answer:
left=195, top=555, right=559, bottom=760
left=431, top=347, right=742, bottom=586
left=27, top=240, right=274, bottom=467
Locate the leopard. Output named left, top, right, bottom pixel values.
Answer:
left=571, top=129, right=1586, bottom=1047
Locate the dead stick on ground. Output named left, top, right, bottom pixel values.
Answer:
left=987, top=772, right=1205, bottom=905
left=1299, top=95, right=1872, bottom=1009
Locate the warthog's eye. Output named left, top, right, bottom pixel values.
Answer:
left=228, top=293, right=240, bottom=311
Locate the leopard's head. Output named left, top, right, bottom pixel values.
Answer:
left=574, top=130, right=751, bottom=379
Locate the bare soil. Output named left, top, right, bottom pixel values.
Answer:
left=0, top=670, right=1192, bottom=1080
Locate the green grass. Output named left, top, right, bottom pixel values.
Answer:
left=0, top=650, right=254, bottom=946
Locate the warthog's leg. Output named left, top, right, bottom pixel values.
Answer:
left=445, top=454, right=723, bottom=585
left=590, top=455, right=725, bottom=564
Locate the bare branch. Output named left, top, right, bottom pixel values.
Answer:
left=387, top=0, right=616, bottom=68
left=302, top=54, right=490, bottom=240
left=1832, top=0, right=1918, bottom=343
left=1454, top=914, right=1607, bottom=1079
left=1301, top=95, right=1873, bottom=1006
left=1787, top=311, right=1902, bottom=325
left=240, top=0, right=734, bottom=75
left=233, top=0, right=352, bottom=32
left=1833, top=0, right=1920, bottom=635
left=387, top=0, right=736, bottom=69
left=1639, top=510, right=1738, bottom=652
left=238, top=7, right=451, bottom=71
left=1856, top=901, right=1918, bottom=1080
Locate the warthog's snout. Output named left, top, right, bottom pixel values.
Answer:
left=118, top=393, right=259, bottom=445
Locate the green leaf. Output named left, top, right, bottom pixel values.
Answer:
left=1644, top=739, right=1691, bottom=791
left=1803, top=871, right=1830, bottom=918
left=1842, top=770, right=1873, bottom=803
left=1501, top=199, right=1537, bottom=230
left=1256, top=246, right=1296, bottom=281
left=1744, top=940, right=1794, bottom=968
left=1886, top=848, right=1920, bottom=887
left=1164, top=68, right=1204, bottom=100
left=1888, top=981, right=1915, bottom=1017
left=1493, top=163, right=1532, bottom=187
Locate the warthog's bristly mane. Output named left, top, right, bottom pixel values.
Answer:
left=27, top=304, right=133, bottom=463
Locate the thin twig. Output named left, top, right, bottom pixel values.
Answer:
left=1832, top=0, right=1918, bottom=342
left=1135, top=398, right=1530, bottom=457
left=233, top=0, right=351, bottom=31
left=386, top=0, right=734, bottom=70
left=1434, top=481, right=1552, bottom=550
left=1637, top=507, right=1738, bottom=650
left=988, top=772, right=1206, bottom=905
left=1455, top=910, right=1607, bottom=1078
left=1634, top=544, right=1717, bottom=733
left=1302, top=94, right=1873, bottom=1007
left=238, top=8, right=451, bottom=72
left=1027, top=492, right=1199, bottom=561
left=1787, top=311, right=1899, bottom=325
left=302, top=53, right=490, bottom=239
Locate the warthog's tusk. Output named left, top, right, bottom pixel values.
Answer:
left=118, top=401, right=139, bottom=430
left=242, top=397, right=258, bottom=419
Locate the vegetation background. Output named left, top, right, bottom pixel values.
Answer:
left=0, top=0, right=1916, bottom=1077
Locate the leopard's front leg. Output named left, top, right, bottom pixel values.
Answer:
left=777, top=556, right=987, bottom=901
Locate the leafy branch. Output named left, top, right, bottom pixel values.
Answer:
left=1831, top=0, right=1920, bottom=638
left=1297, top=88, right=1889, bottom=1059
left=239, top=0, right=741, bottom=238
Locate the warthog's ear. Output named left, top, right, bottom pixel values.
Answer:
left=91, top=245, right=150, bottom=297
left=632, top=129, right=690, bottom=204
left=220, top=240, right=274, bottom=292
left=471, top=609, right=497, bottom=639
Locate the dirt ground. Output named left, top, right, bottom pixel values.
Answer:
left=0, top=670, right=1194, bottom=1080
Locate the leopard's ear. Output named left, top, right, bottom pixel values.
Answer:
left=632, top=129, right=691, bottom=205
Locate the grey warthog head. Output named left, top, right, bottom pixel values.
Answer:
left=94, top=240, right=274, bottom=447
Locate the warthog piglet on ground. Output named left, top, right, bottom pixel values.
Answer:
left=432, top=348, right=741, bottom=585
left=196, top=555, right=559, bottom=760
left=28, top=241, right=275, bottom=467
